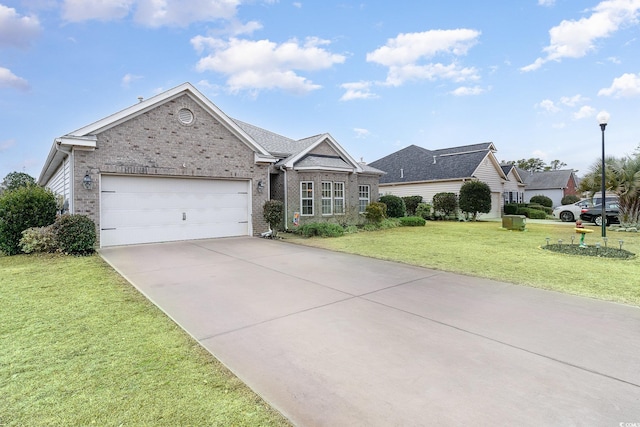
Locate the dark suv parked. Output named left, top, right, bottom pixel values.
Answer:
left=580, top=202, right=620, bottom=226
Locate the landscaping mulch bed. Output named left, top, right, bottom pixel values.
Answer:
left=541, top=244, right=635, bottom=259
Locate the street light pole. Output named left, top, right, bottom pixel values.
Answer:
left=597, top=111, right=610, bottom=238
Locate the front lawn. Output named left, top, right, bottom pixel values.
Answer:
left=0, top=254, right=290, bottom=426
left=286, top=221, right=640, bottom=306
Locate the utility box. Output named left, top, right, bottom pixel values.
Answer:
left=502, top=215, right=527, bottom=231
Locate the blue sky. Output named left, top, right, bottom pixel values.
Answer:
left=1, top=0, right=640, bottom=182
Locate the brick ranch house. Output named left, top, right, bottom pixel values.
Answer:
left=38, top=82, right=382, bottom=247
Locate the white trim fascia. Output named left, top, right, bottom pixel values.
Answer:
left=293, top=166, right=355, bottom=173
left=254, top=153, right=277, bottom=163
left=379, top=177, right=475, bottom=187
left=283, top=133, right=363, bottom=172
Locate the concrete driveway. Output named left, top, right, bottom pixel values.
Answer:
left=100, top=237, right=640, bottom=426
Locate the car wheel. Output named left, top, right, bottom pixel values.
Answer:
left=594, top=215, right=603, bottom=226
left=559, top=211, right=574, bottom=222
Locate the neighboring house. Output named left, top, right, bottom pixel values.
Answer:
left=38, top=82, right=382, bottom=247
left=500, top=164, right=526, bottom=204
left=521, top=169, right=580, bottom=207
left=369, top=143, right=508, bottom=218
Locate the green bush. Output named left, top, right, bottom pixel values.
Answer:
left=297, top=222, right=344, bottom=238
left=399, top=216, right=426, bottom=226
left=516, top=207, right=547, bottom=219
left=504, top=203, right=519, bottom=215
left=262, top=200, right=284, bottom=235
left=402, top=196, right=423, bottom=216
left=378, top=218, right=401, bottom=229
left=344, top=225, right=359, bottom=234
left=458, top=181, right=491, bottom=220
left=379, top=195, right=406, bottom=218
left=432, top=192, right=458, bottom=218
left=529, top=195, right=553, bottom=208
left=0, top=186, right=57, bottom=255
left=51, top=214, right=96, bottom=255
left=365, top=202, right=387, bottom=223
left=561, top=194, right=581, bottom=205
left=19, top=226, right=57, bottom=254
left=415, top=203, right=433, bottom=220
left=528, top=203, right=552, bottom=215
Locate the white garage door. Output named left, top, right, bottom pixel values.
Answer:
left=100, top=175, right=250, bottom=247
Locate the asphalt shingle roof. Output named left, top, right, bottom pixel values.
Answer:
left=369, top=144, right=493, bottom=184
left=524, top=169, right=575, bottom=190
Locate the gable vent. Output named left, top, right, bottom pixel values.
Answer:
left=178, top=108, right=194, bottom=125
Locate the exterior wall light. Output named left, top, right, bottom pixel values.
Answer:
left=83, top=172, right=93, bottom=190
left=257, top=179, right=265, bottom=193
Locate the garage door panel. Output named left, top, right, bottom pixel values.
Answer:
left=100, top=176, right=250, bottom=247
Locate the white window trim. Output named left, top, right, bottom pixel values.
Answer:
left=359, top=185, right=370, bottom=214
left=334, top=181, right=345, bottom=215
left=321, top=181, right=333, bottom=215
left=301, top=181, right=314, bottom=216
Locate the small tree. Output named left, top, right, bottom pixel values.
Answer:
left=432, top=192, right=458, bottom=219
left=459, top=181, right=491, bottom=221
left=0, top=185, right=57, bottom=255
left=365, top=202, right=387, bottom=224
left=560, top=194, right=580, bottom=205
left=263, top=200, right=284, bottom=237
left=402, top=196, right=423, bottom=216
left=378, top=195, right=406, bottom=218
left=1, top=172, right=36, bottom=193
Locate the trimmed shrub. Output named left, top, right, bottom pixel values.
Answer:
left=402, top=196, right=423, bottom=216
left=504, top=203, right=519, bottom=215
left=51, top=214, right=96, bottom=255
left=263, top=200, right=284, bottom=235
left=432, top=192, right=458, bottom=218
left=459, top=181, right=491, bottom=220
left=378, top=218, right=401, bottom=229
left=0, top=185, right=57, bottom=255
left=529, top=195, right=553, bottom=208
left=399, top=216, right=426, bottom=227
left=365, top=202, right=387, bottom=224
left=516, top=207, right=547, bottom=219
left=415, top=203, right=433, bottom=220
left=379, top=195, right=406, bottom=218
left=19, top=226, right=57, bottom=254
left=298, top=222, right=344, bottom=238
left=561, top=194, right=580, bottom=205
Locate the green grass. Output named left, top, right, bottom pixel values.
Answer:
left=0, top=254, right=291, bottom=427
left=285, top=221, right=640, bottom=307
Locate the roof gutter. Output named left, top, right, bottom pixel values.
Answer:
left=38, top=135, right=97, bottom=186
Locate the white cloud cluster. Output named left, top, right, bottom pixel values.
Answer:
left=0, top=67, right=30, bottom=91
left=522, top=0, right=640, bottom=71
left=61, top=0, right=239, bottom=27
left=340, top=81, right=377, bottom=101
left=536, top=93, right=595, bottom=121
left=598, top=72, right=640, bottom=97
left=193, top=36, right=346, bottom=94
left=367, top=29, right=481, bottom=86
left=0, top=4, right=42, bottom=48
left=450, top=85, right=486, bottom=96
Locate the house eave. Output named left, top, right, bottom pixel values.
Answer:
left=380, top=177, right=475, bottom=186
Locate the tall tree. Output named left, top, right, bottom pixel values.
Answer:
left=545, top=160, right=567, bottom=171
left=514, top=158, right=546, bottom=172
left=1, top=172, right=36, bottom=193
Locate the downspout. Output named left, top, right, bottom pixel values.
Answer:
left=280, top=165, right=288, bottom=231
left=54, top=140, right=73, bottom=213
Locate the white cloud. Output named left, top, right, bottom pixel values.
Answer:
left=121, top=73, right=143, bottom=87
left=62, top=0, right=134, bottom=22
left=61, top=0, right=239, bottom=26
left=450, top=85, right=485, bottom=96
left=194, top=36, right=345, bottom=94
left=538, top=0, right=556, bottom=6
left=340, top=81, right=378, bottom=101
left=0, top=67, right=30, bottom=91
left=366, top=29, right=481, bottom=86
left=573, top=105, right=596, bottom=119
left=598, top=72, right=640, bottom=97
left=353, top=128, right=370, bottom=138
left=522, top=0, right=640, bottom=71
left=536, top=99, right=560, bottom=112
left=0, top=4, right=42, bottom=49
left=134, top=0, right=238, bottom=27
left=0, top=139, right=16, bottom=152
left=560, top=94, right=588, bottom=106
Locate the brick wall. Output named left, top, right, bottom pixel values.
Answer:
left=72, top=94, right=271, bottom=243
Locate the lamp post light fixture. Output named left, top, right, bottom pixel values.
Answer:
left=597, top=110, right=610, bottom=238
